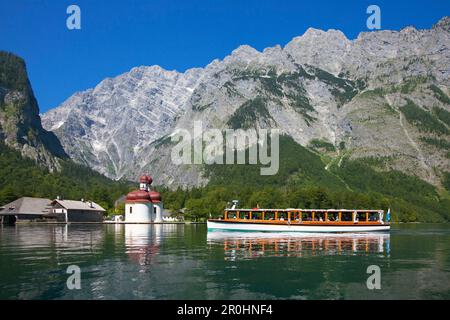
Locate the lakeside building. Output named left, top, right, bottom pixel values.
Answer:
left=125, top=175, right=164, bottom=223
left=48, top=199, right=105, bottom=223
left=0, top=197, right=105, bottom=224
left=0, top=197, right=52, bottom=224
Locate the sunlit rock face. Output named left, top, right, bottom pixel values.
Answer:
left=43, top=17, right=450, bottom=187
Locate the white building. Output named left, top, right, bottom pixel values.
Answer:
left=125, top=175, right=163, bottom=223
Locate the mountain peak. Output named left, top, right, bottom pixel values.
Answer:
left=0, top=52, right=28, bottom=92
left=297, top=27, right=349, bottom=41
left=400, top=25, right=418, bottom=33
left=228, top=45, right=260, bottom=62
left=433, top=16, right=450, bottom=32
left=0, top=51, right=67, bottom=169
left=304, top=27, right=324, bottom=36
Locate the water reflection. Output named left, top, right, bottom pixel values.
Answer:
left=207, top=232, right=390, bottom=260
left=2, top=224, right=450, bottom=299
left=0, top=224, right=106, bottom=254
left=51, top=224, right=104, bottom=252
left=124, top=224, right=180, bottom=268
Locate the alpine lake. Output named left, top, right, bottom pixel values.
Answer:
left=0, top=223, right=449, bottom=299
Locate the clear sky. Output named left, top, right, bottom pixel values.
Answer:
left=0, top=0, right=449, bottom=113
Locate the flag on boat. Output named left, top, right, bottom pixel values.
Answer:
left=386, top=208, right=391, bottom=222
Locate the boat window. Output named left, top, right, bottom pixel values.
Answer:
left=228, top=211, right=237, bottom=219
left=265, top=212, right=275, bottom=220
left=302, top=212, right=311, bottom=221
left=342, top=212, right=352, bottom=221
left=239, top=212, right=250, bottom=219
left=252, top=212, right=262, bottom=220
left=315, top=212, right=325, bottom=221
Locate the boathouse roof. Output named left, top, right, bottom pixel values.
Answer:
left=0, top=197, right=52, bottom=216
left=50, top=199, right=106, bottom=212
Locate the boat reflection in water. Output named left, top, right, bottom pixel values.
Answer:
left=207, top=231, right=390, bottom=260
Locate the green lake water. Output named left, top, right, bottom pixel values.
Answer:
left=0, top=223, right=449, bottom=299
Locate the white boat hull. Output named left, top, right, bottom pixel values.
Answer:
left=207, top=220, right=390, bottom=233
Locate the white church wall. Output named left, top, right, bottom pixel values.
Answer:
left=125, top=203, right=154, bottom=223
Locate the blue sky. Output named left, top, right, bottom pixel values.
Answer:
left=0, top=0, right=449, bottom=112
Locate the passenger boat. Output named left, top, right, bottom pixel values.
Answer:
left=207, top=201, right=391, bottom=233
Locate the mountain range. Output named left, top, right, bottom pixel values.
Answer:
left=41, top=17, right=450, bottom=190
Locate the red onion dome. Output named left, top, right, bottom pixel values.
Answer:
left=139, top=175, right=153, bottom=185
left=149, top=191, right=162, bottom=203
left=139, top=175, right=149, bottom=183
left=126, top=190, right=151, bottom=202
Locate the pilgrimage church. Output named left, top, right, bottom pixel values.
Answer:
left=125, top=175, right=164, bottom=223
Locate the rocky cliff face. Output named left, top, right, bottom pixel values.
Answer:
left=0, top=52, right=67, bottom=170
left=42, top=17, right=450, bottom=188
